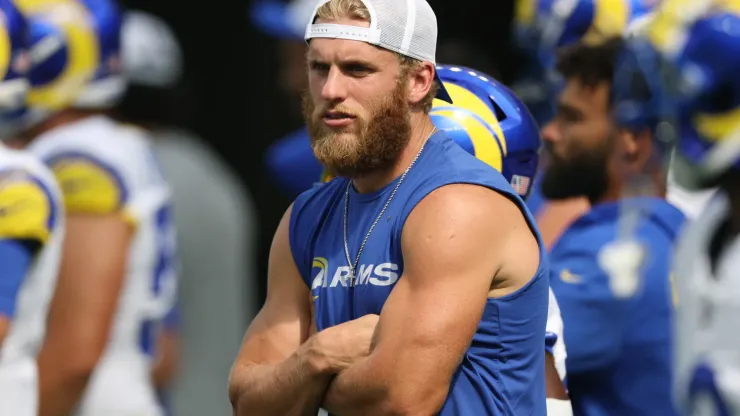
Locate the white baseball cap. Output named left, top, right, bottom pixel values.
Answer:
left=303, top=0, right=453, bottom=103
left=122, top=10, right=183, bottom=88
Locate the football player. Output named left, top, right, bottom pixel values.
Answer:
left=544, top=36, right=682, bottom=415
left=320, top=64, right=572, bottom=415
left=628, top=1, right=740, bottom=413
left=0, top=1, right=64, bottom=415
left=10, top=1, right=177, bottom=415
left=510, top=0, right=714, bottom=250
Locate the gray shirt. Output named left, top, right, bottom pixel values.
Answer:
left=153, top=130, right=258, bottom=416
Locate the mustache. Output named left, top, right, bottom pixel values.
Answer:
left=314, top=105, right=359, bottom=118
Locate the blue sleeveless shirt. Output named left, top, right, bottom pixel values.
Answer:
left=289, top=132, right=549, bottom=415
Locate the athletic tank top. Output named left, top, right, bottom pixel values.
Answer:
left=290, top=132, right=548, bottom=415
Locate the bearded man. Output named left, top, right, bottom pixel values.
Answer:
left=228, top=0, right=549, bottom=414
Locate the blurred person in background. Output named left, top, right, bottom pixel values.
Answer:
left=510, top=0, right=684, bottom=249
left=543, top=37, right=682, bottom=415
left=9, top=0, right=176, bottom=414
left=638, top=2, right=740, bottom=413
left=119, top=9, right=259, bottom=416
left=0, top=1, right=65, bottom=415
left=251, top=0, right=334, bottom=197
left=320, top=64, right=573, bottom=414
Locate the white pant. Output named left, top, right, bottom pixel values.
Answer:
left=75, top=351, right=163, bottom=416
left=0, top=358, right=37, bottom=416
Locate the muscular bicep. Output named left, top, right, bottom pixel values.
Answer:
left=44, top=215, right=132, bottom=362
left=369, top=185, right=531, bottom=404
left=235, top=206, right=312, bottom=366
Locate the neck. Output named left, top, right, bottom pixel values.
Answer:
left=351, top=113, right=436, bottom=194
left=593, top=168, right=666, bottom=206
left=13, top=108, right=103, bottom=148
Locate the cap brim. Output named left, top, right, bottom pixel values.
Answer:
left=250, top=1, right=304, bottom=40
left=434, top=71, right=453, bottom=103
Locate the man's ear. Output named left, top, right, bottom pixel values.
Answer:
left=408, top=61, right=435, bottom=105
left=619, top=126, right=654, bottom=172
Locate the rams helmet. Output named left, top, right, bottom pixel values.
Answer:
left=73, top=0, right=125, bottom=109
left=0, top=0, right=30, bottom=136
left=12, top=0, right=98, bottom=128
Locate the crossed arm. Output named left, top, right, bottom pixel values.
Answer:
left=229, top=205, right=331, bottom=416
left=228, top=185, right=539, bottom=415
left=320, top=184, right=538, bottom=415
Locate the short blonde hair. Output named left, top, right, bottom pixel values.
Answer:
left=314, top=0, right=438, bottom=112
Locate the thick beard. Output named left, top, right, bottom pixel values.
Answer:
left=302, top=80, right=411, bottom=178
left=540, top=141, right=611, bottom=203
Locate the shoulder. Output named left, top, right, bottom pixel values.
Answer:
left=32, top=116, right=153, bottom=164
left=289, top=177, right=344, bottom=241
left=402, top=183, right=539, bottom=269
left=29, top=116, right=165, bottom=217
left=422, top=133, right=506, bottom=181
left=288, top=178, right=345, bottom=274
left=0, top=147, right=61, bottom=196
left=409, top=182, right=521, bottom=220
left=404, top=182, right=534, bottom=242
left=399, top=183, right=542, bottom=297
left=400, top=134, right=526, bottom=226
left=553, top=198, right=683, bottom=255
left=625, top=199, right=687, bottom=255
left=676, top=192, right=726, bottom=259
left=0, top=150, right=62, bottom=243
left=291, top=177, right=345, bottom=220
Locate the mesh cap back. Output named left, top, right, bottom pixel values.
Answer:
left=304, top=0, right=452, bottom=103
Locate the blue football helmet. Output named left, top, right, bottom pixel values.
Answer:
left=512, top=0, right=659, bottom=125
left=12, top=0, right=99, bottom=129
left=73, top=0, right=125, bottom=109
left=0, top=0, right=30, bottom=137
left=611, top=29, right=680, bottom=162
left=430, top=65, right=541, bottom=200
left=636, top=4, right=740, bottom=189
left=612, top=35, right=669, bottom=130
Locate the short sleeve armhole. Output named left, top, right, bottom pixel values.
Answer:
left=47, top=153, right=129, bottom=216
left=0, top=170, right=56, bottom=244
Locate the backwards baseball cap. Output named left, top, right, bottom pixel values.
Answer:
left=303, top=0, right=453, bottom=103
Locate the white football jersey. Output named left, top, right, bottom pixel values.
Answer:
left=673, top=190, right=740, bottom=415
left=27, top=115, right=177, bottom=416
left=547, top=287, right=567, bottom=381
left=0, top=144, right=64, bottom=416
left=667, top=152, right=718, bottom=220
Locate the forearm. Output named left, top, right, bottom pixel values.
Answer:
left=230, top=345, right=334, bottom=416
left=323, top=357, right=391, bottom=415
left=0, top=318, right=9, bottom=347
left=36, top=348, right=96, bottom=416
left=151, top=331, right=179, bottom=390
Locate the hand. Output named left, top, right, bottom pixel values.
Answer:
left=308, top=314, right=379, bottom=374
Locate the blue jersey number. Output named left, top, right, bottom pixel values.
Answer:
left=152, top=203, right=178, bottom=296
left=687, top=362, right=732, bottom=416
left=140, top=202, right=179, bottom=356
